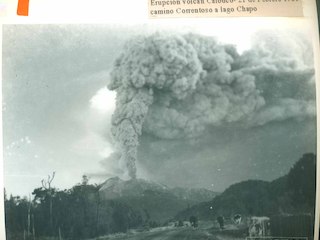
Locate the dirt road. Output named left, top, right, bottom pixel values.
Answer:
left=133, top=227, right=216, bottom=240
left=99, top=225, right=244, bottom=240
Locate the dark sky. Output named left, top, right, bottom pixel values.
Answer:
left=2, top=23, right=316, bottom=196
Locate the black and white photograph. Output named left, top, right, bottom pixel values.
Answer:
left=2, top=20, right=317, bottom=240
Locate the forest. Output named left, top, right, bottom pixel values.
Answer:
left=177, top=153, right=317, bottom=221
left=5, top=175, right=148, bottom=240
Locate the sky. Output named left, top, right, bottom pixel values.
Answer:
left=2, top=21, right=317, bottom=197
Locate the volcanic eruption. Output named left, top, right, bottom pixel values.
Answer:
left=106, top=32, right=315, bottom=179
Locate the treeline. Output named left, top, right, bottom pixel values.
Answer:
left=5, top=175, right=153, bottom=240
left=176, top=153, right=317, bottom=220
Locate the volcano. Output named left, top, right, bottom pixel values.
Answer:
left=99, top=177, right=168, bottom=199
left=99, top=177, right=218, bottom=202
left=98, top=177, right=219, bottom=223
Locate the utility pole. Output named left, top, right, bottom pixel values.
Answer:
left=32, top=214, right=36, bottom=240
left=27, top=194, right=31, bottom=238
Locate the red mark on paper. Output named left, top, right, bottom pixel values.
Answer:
left=17, top=0, right=29, bottom=16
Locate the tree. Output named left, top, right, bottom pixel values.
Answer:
left=69, top=180, right=100, bottom=239
left=31, top=172, right=56, bottom=236
left=42, top=172, right=55, bottom=235
left=5, top=195, right=32, bottom=240
left=81, top=175, right=89, bottom=185
left=287, top=153, right=316, bottom=211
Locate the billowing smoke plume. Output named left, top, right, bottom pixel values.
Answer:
left=233, top=30, right=315, bottom=126
left=107, top=32, right=315, bottom=179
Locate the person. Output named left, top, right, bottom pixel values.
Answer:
left=233, top=214, right=241, bottom=224
left=255, top=223, right=261, bottom=236
left=217, top=216, right=224, bottom=230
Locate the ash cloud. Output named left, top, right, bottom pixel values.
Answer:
left=106, top=32, right=315, bottom=179
left=234, top=31, right=316, bottom=126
